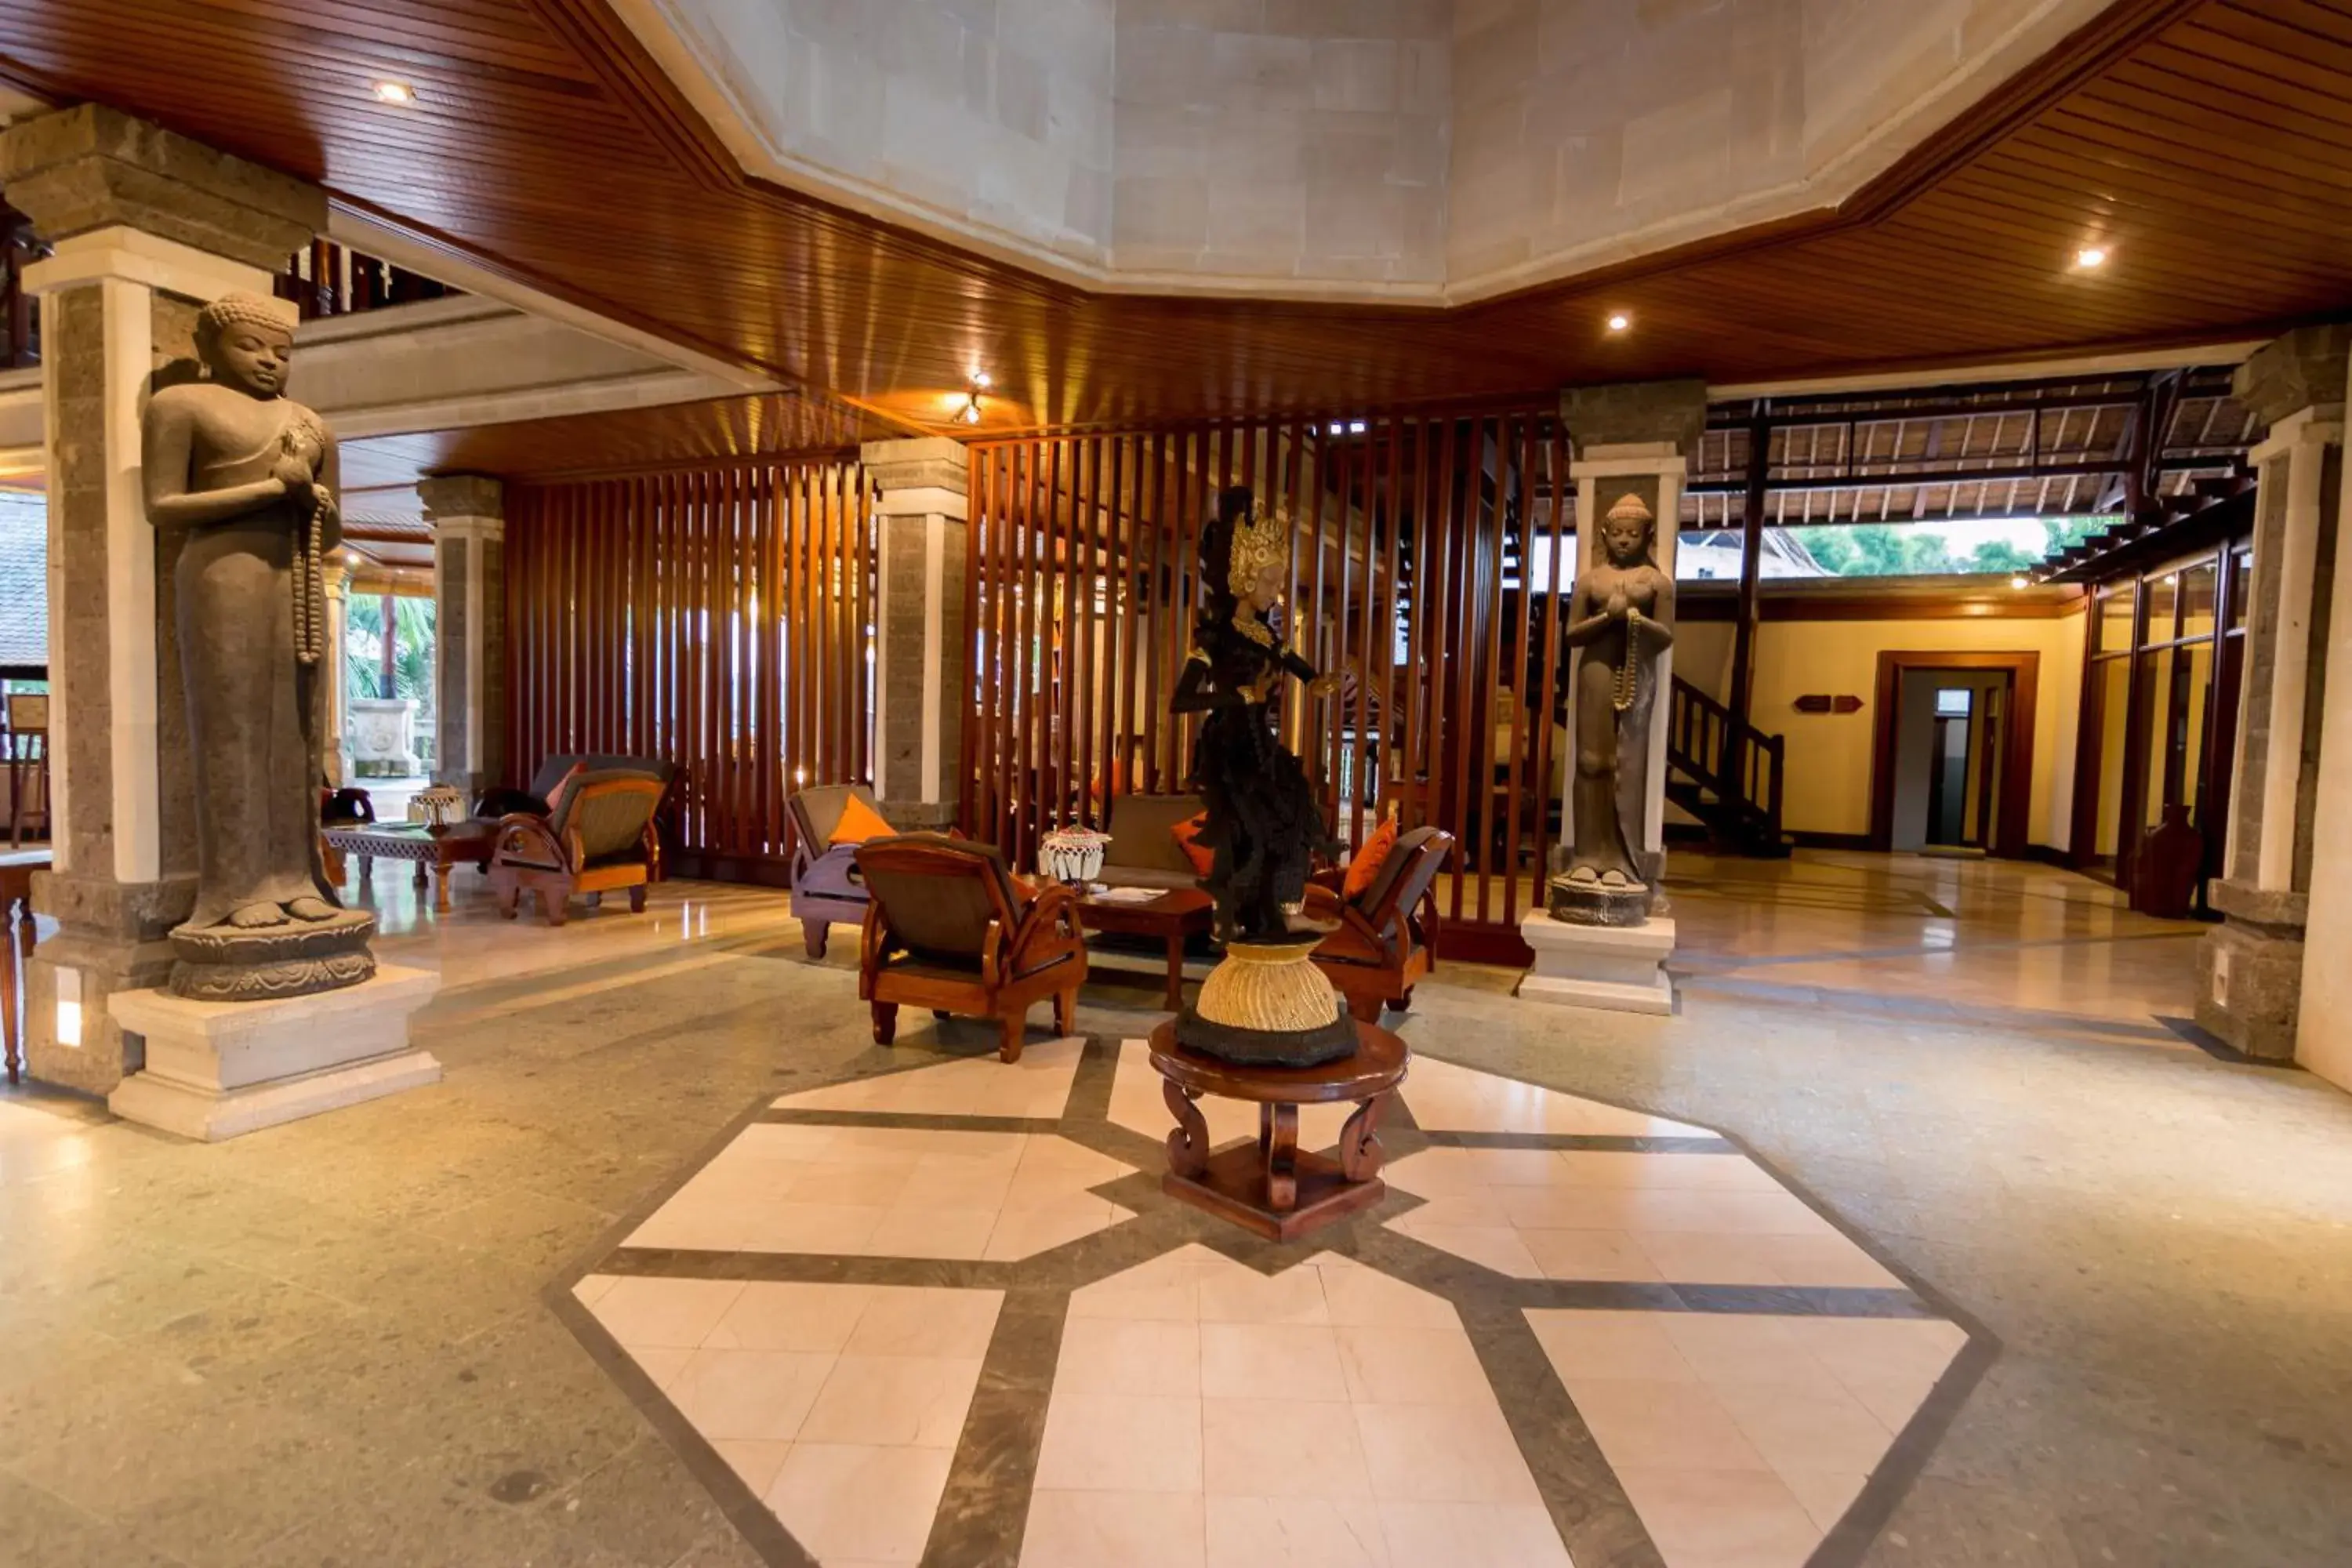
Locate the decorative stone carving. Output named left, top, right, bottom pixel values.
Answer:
left=1551, top=492, right=1676, bottom=928
left=350, top=695, right=423, bottom=775
left=142, top=292, right=373, bottom=1000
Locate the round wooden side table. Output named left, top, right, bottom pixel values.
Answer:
left=1147, top=1017, right=1408, bottom=1242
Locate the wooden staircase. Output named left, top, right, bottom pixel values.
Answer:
left=1665, top=676, right=1790, bottom=858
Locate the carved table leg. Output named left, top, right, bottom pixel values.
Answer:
left=1340, top=1092, right=1388, bottom=1184
left=412, top=859, right=429, bottom=890
left=432, top=862, right=453, bottom=913
left=1264, top=1101, right=1300, bottom=1211
left=1163, top=1079, right=1210, bottom=1179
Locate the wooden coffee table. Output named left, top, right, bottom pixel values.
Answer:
left=325, top=820, right=497, bottom=913
left=1076, top=887, right=1214, bottom=1008
left=1148, top=1017, right=1409, bottom=1242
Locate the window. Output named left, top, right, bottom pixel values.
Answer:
left=1934, top=688, right=1973, bottom=717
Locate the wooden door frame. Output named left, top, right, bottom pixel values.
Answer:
left=1869, top=651, right=2040, bottom=858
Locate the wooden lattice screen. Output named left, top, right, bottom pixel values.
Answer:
left=964, top=410, right=1573, bottom=960
left=505, top=460, right=874, bottom=879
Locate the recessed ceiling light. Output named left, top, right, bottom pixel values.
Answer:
left=2010, top=575, right=2029, bottom=590
left=2074, top=245, right=2107, bottom=270
left=1606, top=311, right=1632, bottom=332
left=372, top=80, right=416, bottom=105
left=969, top=369, right=992, bottom=389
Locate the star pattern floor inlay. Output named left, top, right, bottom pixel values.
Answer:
left=554, top=1035, right=1986, bottom=1568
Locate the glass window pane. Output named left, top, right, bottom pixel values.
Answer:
left=2181, top=642, right=2214, bottom=822
left=2093, top=656, right=2131, bottom=859
left=2228, top=548, right=2253, bottom=633
left=2179, top=560, right=2217, bottom=641
left=2142, top=572, right=2178, bottom=644
left=2140, top=648, right=2175, bottom=830
left=2098, top=583, right=2135, bottom=655
left=1935, top=688, right=1973, bottom=717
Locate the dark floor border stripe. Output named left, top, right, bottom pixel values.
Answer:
left=757, top=1109, right=1069, bottom=1134
left=1417, top=1130, right=1738, bottom=1153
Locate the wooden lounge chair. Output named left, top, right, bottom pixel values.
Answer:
left=488, top=769, right=667, bottom=926
left=1301, top=826, right=1454, bottom=1024
left=855, top=833, right=1087, bottom=1063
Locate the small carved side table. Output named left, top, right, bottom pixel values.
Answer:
left=1147, top=1018, right=1408, bottom=1242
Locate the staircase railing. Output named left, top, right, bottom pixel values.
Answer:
left=276, top=240, right=455, bottom=321
left=1666, top=675, right=1784, bottom=847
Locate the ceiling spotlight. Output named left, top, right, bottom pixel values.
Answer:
left=969, top=369, right=992, bottom=389
left=2010, top=575, right=2029, bottom=590
left=372, top=80, right=416, bottom=105
left=2074, top=245, right=2107, bottom=270
left=1606, top=311, right=1632, bottom=332
left=957, top=398, right=982, bottom=426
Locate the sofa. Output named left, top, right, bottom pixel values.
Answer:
left=1098, top=793, right=1207, bottom=891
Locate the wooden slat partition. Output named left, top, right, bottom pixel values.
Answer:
left=506, top=459, right=873, bottom=881
left=965, top=408, right=1569, bottom=963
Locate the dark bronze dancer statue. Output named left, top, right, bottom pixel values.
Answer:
left=1171, top=488, right=1338, bottom=943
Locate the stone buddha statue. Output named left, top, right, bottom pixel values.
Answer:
left=1552, top=492, right=1675, bottom=926
left=142, top=292, right=373, bottom=997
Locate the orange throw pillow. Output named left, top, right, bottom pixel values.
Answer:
left=827, top=793, right=893, bottom=846
left=1342, top=817, right=1399, bottom=902
left=1171, top=811, right=1214, bottom=877
left=542, top=762, right=588, bottom=818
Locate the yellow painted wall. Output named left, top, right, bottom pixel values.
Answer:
left=1747, top=610, right=2087, bottom=848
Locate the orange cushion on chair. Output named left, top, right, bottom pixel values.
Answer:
left=1171, top=811, right=1214, bottom=877
left=1341, top=816, right=1399, bottom=902
left=828, top=793, right=894, bottom=846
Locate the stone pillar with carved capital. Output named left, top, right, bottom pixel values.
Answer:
left=0, top=104, right=324, bottom=1091
left=419, top=474, right=506, bottom=801
left=2197, top=325, right=2347, bottom=1060
left=862, top=438, right=967, bottom=832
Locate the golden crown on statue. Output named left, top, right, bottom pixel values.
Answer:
left=1227, top=503, right=1291, bottom=597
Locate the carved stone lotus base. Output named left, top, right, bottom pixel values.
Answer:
left=106, top=964, right=441, bottom=1142
left=1174, top=935, right=1356, bottom=1068
left=1546, top=873, right=1653, bottom=928
left=167, top=907, right=376, bottom=1001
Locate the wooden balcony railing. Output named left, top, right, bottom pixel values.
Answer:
left=276, top=241, right=455, bottom=321
left=0, top=205, right=44, bottom=370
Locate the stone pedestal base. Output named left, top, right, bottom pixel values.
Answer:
left=2196, top=881, right=2307, bottom=1060
left=1517, top=912, right=1675, bottom=1015
left=105, top=964, right=441, bottom=1141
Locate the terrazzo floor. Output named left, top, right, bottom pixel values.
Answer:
left=0, top=852, right=2347, bottom=1566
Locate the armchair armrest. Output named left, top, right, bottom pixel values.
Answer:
left=1005, top=882, right=1086, bottom=979
left=491, top=811, right=568, bottom=870
left=793, top=840, right=866, bottom=897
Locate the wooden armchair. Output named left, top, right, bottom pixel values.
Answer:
left=1302, top=826, right=1454, bottom=1024
left=788, top=783, right=889, bottom=958
left=489, top=770, right=667, bottom=927
left=855, top=833, right=1087, bottom=1063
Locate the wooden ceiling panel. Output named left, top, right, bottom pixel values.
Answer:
left=0, top=0, right=2344, bottom=463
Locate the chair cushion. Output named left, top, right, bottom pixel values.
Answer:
left=1342, top=816, right=1398, bottom=902
left=858, top=836, right=1021, bottom=962
left=557, top=772, right=663, bottom=861
left=1171, top=812, right=1214, bottom=877
left=532, top=753, right=677, bottom=798
left=829, top=793, right=895, bottom=846
left=1105, top=793, right=1206, bottom=875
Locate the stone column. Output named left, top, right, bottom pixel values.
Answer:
left=2196, top=325, right=2347, bottom=1061
left=321, top=559, right=352, bottom=786
left=0, top=106, right=321, bottom=1093
left=1559, top=379, right=1706, bottom=887
left=419, top=475, right=506, bottom=799
left=861, top=437, right=968, bottom=832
